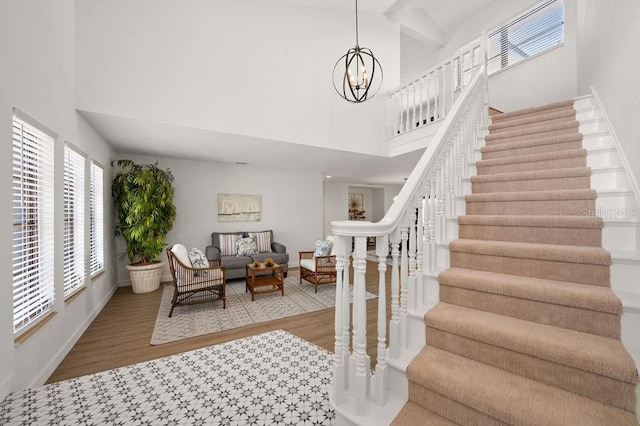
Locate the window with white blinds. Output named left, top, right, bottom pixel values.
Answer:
left=63, top=144, right=86, bottom=298
left=487, top=0, right=564, bottom=75
left=89, top=161, right=105, bottom=277
left=12, top=114, right=55, bottom=334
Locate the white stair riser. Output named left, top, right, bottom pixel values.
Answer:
left=576, top=107, right=602, bottom=121
left=603, top=222, right=640, bottom=252
left=591, top=169, right=630, bottom=191
left=587, top=148, right=621, bottom=168
left=596, top=192, right=639, bottom=210
left=582, top=132, right=615, bottom=149
left=387, top=367, right=409, bottom=401
left=579, top=118, right=606, bottom=133
left=436, top=245, right=450, bottom=270
left=611, top=260, right=640, bottom=294
left=447, top=220, right=459, bottom=241
left=407, top=313, right=426, bottom=347
left=455, top=197, right=466, bottom=217
left=574, top=96, right=597, bottom=109
left=621, top=309, right=640, bottom=370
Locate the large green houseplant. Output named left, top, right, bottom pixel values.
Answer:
left=112, top=159, right=176, bottom=293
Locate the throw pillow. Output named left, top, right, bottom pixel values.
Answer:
left=236, top=237, right=258, bottom=256
left=248, top=231, right=272, bottom=253
left=219, top=234, right=241, bottom=256
left=189, top=247, right=209, bottom=269
left=171, top=243, right=192, bottom=267
left=314, top=239, right=332, bottom=257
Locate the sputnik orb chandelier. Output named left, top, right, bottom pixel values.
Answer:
left=333, top=0, right=383, bottom=103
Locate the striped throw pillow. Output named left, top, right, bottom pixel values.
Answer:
left=219, top=234, right=240, bottom=256
left=249, top=231, right=272, bottom=253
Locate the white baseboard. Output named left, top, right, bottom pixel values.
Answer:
left=29, top=282, right=119, bottom=388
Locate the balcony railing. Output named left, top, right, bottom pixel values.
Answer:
left=388, top=36, right=484, bottom=138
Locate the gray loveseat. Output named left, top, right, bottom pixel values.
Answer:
left=205, top=230, right=289, bottom=280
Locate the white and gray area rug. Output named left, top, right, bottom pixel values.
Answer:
left=152, top=270, right=376, bottom=345
left=0, top=330, right=335, bottom=425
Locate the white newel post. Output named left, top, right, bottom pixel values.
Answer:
left=375, top=234, right=389, bottom=405
left=333, top=235, right=348, bottom=405
left=351, top=236, right=369, bottom=415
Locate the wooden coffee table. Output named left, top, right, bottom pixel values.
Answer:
left=245, top=263, right=285, bottom=301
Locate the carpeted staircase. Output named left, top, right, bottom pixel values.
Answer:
left=393, top=100, right=639, bottom=425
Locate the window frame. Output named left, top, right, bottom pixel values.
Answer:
left=487, top=0, right=564, bottom=76
left=89, top=160, right=105, bottom=278
left=12, top=111, right=56, bottom=337
left=63, top=142, right=87, bottom=299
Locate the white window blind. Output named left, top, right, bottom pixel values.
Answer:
left=89, top=161, right=105, bottom=277
left=12, top=115, right=55, bottom=334
left=487, top=0, right=564, bottom=75
left=63, top=144, right=86, bottom=297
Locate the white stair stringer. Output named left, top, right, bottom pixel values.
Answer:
left=577, top=93, right=640, bottom=369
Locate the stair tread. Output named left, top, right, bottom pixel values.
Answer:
left=392, top=402, right=457, bottom=426
left=476, top=148, right=586, bottom=167
left=458, top=214, right=603, bottom=228
left=485, top=120, right=579, bottom=142
left=466, top=188, right=597, bottom=202
left=407, top=346, right=638, bottom=426
left=424, top=303, right=638, bottom=382
left=489, top=108, right=576, bottom=131
left=491, top=100, right=574, bottom=122
left=482, top=132, right=583, bottom=152
left=471, top=167, right=591, bottom=183
left=439, top=267, right=621, bottom=314
left=449, top=239, right=610, bottom=265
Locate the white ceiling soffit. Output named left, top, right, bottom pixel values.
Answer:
left=79, top=110, right=420, bottom=186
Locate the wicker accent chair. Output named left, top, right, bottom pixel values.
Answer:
left=299, top=237, right=337, bottom=293
left=166, top=245, right=226, bottom=317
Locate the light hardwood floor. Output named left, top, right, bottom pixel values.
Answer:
left=47, top=263, right=393, bottom=384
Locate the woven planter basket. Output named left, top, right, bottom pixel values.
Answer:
left=126, top=261, right=164, bottom=294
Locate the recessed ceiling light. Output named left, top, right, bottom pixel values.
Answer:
left=325, top=175, right=332, bottom=178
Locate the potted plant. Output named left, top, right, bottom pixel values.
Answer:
left=112, top=159, right=176, bottom=293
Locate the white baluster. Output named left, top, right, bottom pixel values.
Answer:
left=400, top=225, right=409, bottom=349
left=403, top=89, right=409, bottom=133
left=419, top=80, right=424, bottom=127
left=374, top=234, right=389, bottom=406
left=426, top=75, right=432, bottom=124
left=429, top=174, right=437, bottom=273
left=412, top=85, right=417, bottom=130
left=434, top=69, right=440, bottom=121
left=416, top=194, right=424, bottom=309
left=388, top=229, right=401, bottom=359
left=408, top=208, right=417, bottom=311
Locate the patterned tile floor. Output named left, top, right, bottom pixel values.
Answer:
left=0, top=330, right=335, bottom=425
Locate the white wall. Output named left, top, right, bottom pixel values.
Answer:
left=441, top=0, right=578, bottom=113
left=74, top=0, right=400, bottom=157
left=0, top=0, right=117, bottom=396
left=576, top=0, right=640, bottom=194
left=114, top=155, right=324, bottom=284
